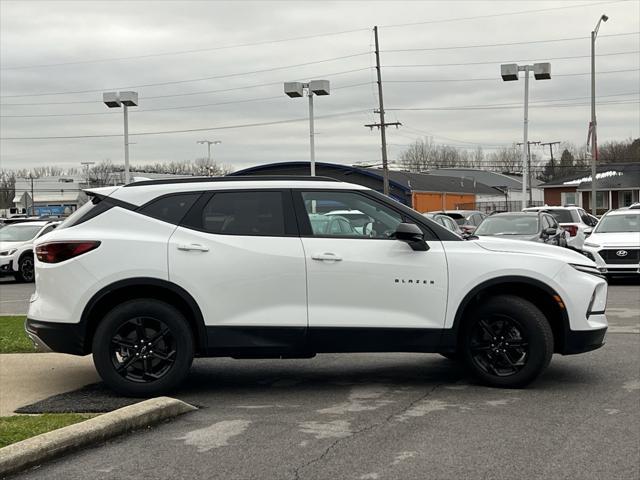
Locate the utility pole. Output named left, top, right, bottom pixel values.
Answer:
left=517, top=141, right=540, bottom=206
left=590, top=14, right=608, bottom=214
left=365, top=26, right=402, bottom=196
left=541, top=141, right=560, bottom=180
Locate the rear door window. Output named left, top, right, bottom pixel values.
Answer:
left=183, top=191, right=290, bottom=236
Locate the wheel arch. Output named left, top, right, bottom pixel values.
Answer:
left=451, top=276, right=569, bottom=354
left=80, top=277, right=207, bottom=355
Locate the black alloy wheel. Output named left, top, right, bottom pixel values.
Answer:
left=110, top=317, right=177, bottom=383
left=93, top=299, right=194, bottom=397
left=461, top=295, right=553, bottom=388
left=468, top=315, right=528, bottom=377
left=16, top=255, right=35, bottom=282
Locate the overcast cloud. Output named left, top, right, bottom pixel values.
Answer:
left=1, top=0, right=638, bottom=172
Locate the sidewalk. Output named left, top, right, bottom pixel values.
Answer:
left=0, top=353, right=99, bottom=416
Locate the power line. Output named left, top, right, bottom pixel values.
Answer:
left=0, top=82, right=375, bottom=118
left=6, top=88, right=633, bottom=119
left=384, top=50, right=640, bottom=68
left=0, top=70, right=373, bottom=106
left=0, top=109, right=371, bottom=140
left=380, top=0, right=629, bottom=28
left=1, top=1, right=628, bottom=71
left=0, top=52, right=372, bottom=98
left=0, top=28, right=371, bottom=71
left=383, top=31, right=639, bottom=53
left=385, top=67, right=640, bottom=83
left=387, top=99, right=640, bottom=112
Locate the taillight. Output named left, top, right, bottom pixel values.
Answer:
left=35, top=241, right=101, bottom=263
left=562, top=224, right=578, bottom=237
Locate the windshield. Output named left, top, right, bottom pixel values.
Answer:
left=475, top=216, right=539, bottom=235
left=0, top=224, right=42, bottom=242
left=594, top=214, right=640, bottom=233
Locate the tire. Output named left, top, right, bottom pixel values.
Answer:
left=14, top=254, right=35, bottom=283
left=92, top=299, right=194, bottom=397
left=460, top=295, right=553, bottom=388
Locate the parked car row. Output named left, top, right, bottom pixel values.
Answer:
left=422, top=203, right=638, bottom=280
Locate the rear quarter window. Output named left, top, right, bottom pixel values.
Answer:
left=138, top=193, right=201, bottom=225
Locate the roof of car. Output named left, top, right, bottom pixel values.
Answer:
left=607, top=208, right=640, bottom=216
left=487, top=212, right=541, bottom=217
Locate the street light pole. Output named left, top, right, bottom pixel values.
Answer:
left=284, top=80, right=330, bottom=176
left=590, top=14, right=608, bottom=214
left=197, top=140, right=222, bottom=164
left=308, top=90, right=315, bottom=177
left=522, top=66, right=530, bottom=207
left=501, top=62, right=551, bottom=209
left=103, top=91, right=138, bottom=185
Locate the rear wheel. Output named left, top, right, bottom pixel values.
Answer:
left=461, top=295, right=553, bottom=388
left=92, top=299, right=194, bottom=397
left=14, top=254, right=35, bottom=283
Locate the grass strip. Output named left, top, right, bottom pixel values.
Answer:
left=0, top=413, right=95, bottom=448
left=0, top=316, right=34, bottom=354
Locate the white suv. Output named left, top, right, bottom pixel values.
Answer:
left=522, top=206, right=597, bottom=251
left=582, top=206, right=640, bottom=277
left=0, top=221, right=59, bottom=282
left=27, top=177, right=608, bottom=396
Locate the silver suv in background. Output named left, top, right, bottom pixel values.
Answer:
left=522, top=206, right=597, bottom=251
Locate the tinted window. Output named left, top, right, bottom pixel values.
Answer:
left=190, top=191, right=285, bottom=236
left=543, top=209, right=575, bottom=224
left=139, top=193, right=201, bottom=225
left=37, top=225, right=55, bottom=237
left=301, top=191, right=404, bottom=239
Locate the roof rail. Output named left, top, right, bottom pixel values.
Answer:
left=123, top=175, right=340, bottom=187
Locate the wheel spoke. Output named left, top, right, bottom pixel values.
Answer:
left=470, top=343, right=492, bottom=351
left=116, top=354, right=139, bottom=373
left=111, top=336, right=135, bottom=349
left=151, top=350, right=176, bottom=362
left=132, top=318, right=147, bottom=342
left=149, top=327, right=170, bottom=347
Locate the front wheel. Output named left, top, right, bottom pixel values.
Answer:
left=461, top=295, right=553, bottom=388
left=92, top=299, right=194, bottom=397
left=14, top=254, right=35, bottom=283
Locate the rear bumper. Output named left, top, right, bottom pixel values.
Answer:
left=25, top=318, right=87, bottom=355
left=561, top=326, right=607, bottom=355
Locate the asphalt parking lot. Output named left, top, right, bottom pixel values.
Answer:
left=2, top=277, right=639, bottom=479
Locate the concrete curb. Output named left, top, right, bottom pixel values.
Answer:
left=0, top=396, right=197, bottom=477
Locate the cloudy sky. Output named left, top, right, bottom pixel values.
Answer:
left=1, top=0, right=638, bottom=172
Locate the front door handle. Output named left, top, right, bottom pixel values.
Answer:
left=311, top=252, right=342, bottom=262
left=177, top=243, right=209, bottom=252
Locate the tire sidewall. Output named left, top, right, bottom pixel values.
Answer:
left=92, top=299, right=194, bottom=397
left=461, top=295, right=553, bottom=388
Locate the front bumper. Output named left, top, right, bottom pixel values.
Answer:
left=581, top=245, right=640, bottom=275
left=25, top=318, right=87, bottom=355
left=561, top=326, right=607, bottom=355
left=0, top=259, right=13, bottom=275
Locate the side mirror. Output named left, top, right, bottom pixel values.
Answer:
left=584, top=227, right=593, bottom=238
left=544, top=227, right=557, bottom=236
left=395, top=223, right=429, bottom=251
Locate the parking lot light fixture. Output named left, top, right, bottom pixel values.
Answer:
left=103, top=91, right=139, bottom=184
left=197, top=140, right=222, bottom=163
left=284, top=80, right=330, bottom=176
left=500, top=63, right=551, bottom=208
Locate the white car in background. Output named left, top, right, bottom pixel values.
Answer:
left=0, top=221, right=59, bottom=282
left=582, top=206, right=640, bottom=277
left=523, top=206, right=597, bottom=251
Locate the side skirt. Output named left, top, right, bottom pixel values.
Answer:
left=202, top=326, right=453, bottom=358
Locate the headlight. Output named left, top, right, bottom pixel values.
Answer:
left=583, top=242, right=600, bottom=248
left=571, top=264, right=603, bottom=277
left=0, top=249, right=17, bottom=256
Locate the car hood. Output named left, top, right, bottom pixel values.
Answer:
left=476, top=234, right=538, bottom=242
left=586, top=232, right=640, bottom=247
left=0, top=241, right=27, bottom=251
left=474, top=236, right=590, bottom=264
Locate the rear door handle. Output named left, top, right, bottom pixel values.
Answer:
left=177, top=243, right=209, bottom=252
left=311, top=252, right=342, bottom=262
